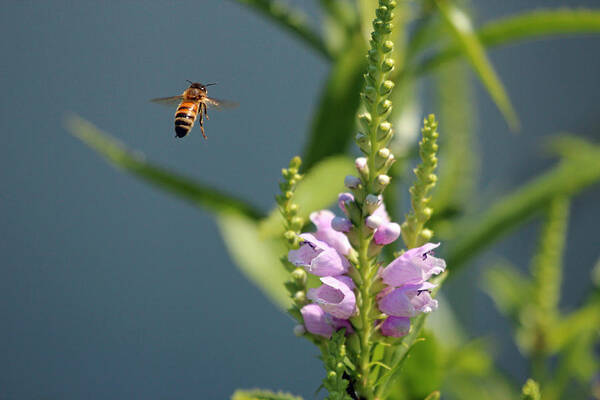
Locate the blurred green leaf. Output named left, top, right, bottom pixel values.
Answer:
left=231, top=388, right=303, bottom=400
left=435, top=0, right=519, bottom=130
left=66, top=115, right=263, bottom=220
left=259, top=155, right=355, bottom=237
left=301, top=33, right=366, bottom=170
left=230, top=0, right=332, bottom=60
left=217, top=212, right=291, bottom=309
left=483, top=262, right=531, bottom=323
left=430, top=62, right=477, bottom=216
left=447, top=139, right=600, bottom=273
left=550, top=296, right=600, bottom=352
left=416, top=9, right=600, bottom=75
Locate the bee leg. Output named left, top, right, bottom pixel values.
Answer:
left=199, top=104, right=207, bottom=139
left=204, top=102, right=209, bottom=120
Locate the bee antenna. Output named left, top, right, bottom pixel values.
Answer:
left=205, top=82, right=217, bottom=87
left=185, top=79, right=193, bottom=85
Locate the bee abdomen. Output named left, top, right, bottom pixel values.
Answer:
left=174, top=102, right=197, bottom=138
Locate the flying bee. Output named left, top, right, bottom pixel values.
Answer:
left=151, top=80, right=235, bottom=139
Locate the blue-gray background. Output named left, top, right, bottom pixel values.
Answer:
left=1, top=1, right=599, bottom=398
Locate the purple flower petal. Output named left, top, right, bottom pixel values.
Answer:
left=338, top=192, right=355, bottom=215
left=307, top=276, right=356, bottom=319
left=379, top=243, right=446, bottom=287
left=371, top=201, right=390, bottom=223
left=300, top=304, right=353, bottom=338
left=332, top=216, right=352, bottom=233
left=288, top=233, right=348, bottom=276
left=310, top=210, right=352, bottom=256
left=377, top=283, right=438, bottom=317
left=301, top=304, right=334, bottom=338
left=381, top=316, right=410, bottom=337
left=373, top=222, right=401, bottom=245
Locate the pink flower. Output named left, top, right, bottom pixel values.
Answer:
left=308, top=276, right=356, bottom=319
left=379, top=243, right=446, bottom=287
left=300, top=304, right=353, bottom=338
left=373, top=222, right=401, bottom=245
left=377, top=282, right=438, bottom=317
left=380, top=316, right=410, bottom=338
left=338, top=192, right=355, bottom=215
left=310, top=210, right=352, bottom=256
left=288, top=233, right=349, bottom=276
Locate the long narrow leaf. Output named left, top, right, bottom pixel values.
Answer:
left=416, top=9, right=600, bottom=76
left=435, top=0, right=519, bottom=130
left=217, top=212, right=291, bottom=309
left=232, top=388, right=303, bottom=400
left=447, top=140, right=600, bottom=273
left=301, top=34, right=366, bottom=169
left=230, top=0, right=332, bottom=60
left=66, top=115, right=264, bottom=220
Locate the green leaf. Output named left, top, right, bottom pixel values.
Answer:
left=231, top=388, right=303, bottom=400
left=259, top=155, right=355, bottom=237
left=430, top=62, right=477, bottom=217
left=416, top=9, right=600, bottom=76
left=447, top=139, right=600, bottom=273
left=66, top=115, right=263, bottom=220
left=217, top=212, right=291, bottom=309
left=301, top=33, right=366, bottom=170
left=435, top=0, right=519, bottom=130
left=229, top=0, right=332, bottom=60
left=550, top=297, right=600, bottom=352
left=482, top=262, right=531, bottom=323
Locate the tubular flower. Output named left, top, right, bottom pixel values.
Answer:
left=308, top=276, right=356, bottom=319
left=288, top=233, right=349, bottom=277
left=310, top=210, right=352, bottom=256
left=366, top=201, right=401, bottom=245
left=300, top=304, right=353, bottom=338
left=380, top=316, right=411, bottom=338
left=377, top=282, right=438, bottom=317
left=376, top=243, right=446, bottom=337
left=379, top=243, right=446, bottom=287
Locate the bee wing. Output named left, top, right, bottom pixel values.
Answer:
left=150, top=95, right=184, bottom=107
left=205, top=97, right=238, bottom=110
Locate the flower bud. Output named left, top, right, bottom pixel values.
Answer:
left=355, top=157, right=369, bottom=179
left=382, top=58, right=395, bottom=72
left=293, top=290, right=306, bottom=303
left=337, top=192, right=355, bottom=214
left=382, top=40, right=394, bottom=53
left=374, top=174, right=391, bottom=193
left=344, top=175, right=361, bottom=189
left=293, top=324, right=306, bottom=336
left=366, top=214, right=384, bottom=229
left=291, top=268, right=307, bottom=285
left=374, top=222, right=401, bottom=245
left=332, top=216, right=352, bottom=233
left=356, top=133, right=371, bottom=153
left=358, top=112, right=372, bottom=131
left=364, top=194, right=382, bottom=215
left=378, top=99, right=392, bottom=116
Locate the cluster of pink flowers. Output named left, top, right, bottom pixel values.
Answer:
left=288, top=191, right=446, bottom=339
left=288, top=210, right=355, bottom=338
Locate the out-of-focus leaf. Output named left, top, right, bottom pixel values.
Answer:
left=482, top=262, right=531, bottom=323
left=430, top=61, right=477, bottom=216
left=259, top=155, right=355, bottom=237
left=302, top=34, right=366, bottom=170
left=550, top=297, right=600, bottom=352
left=230, top=0, right=332, bottom=60
left=66, top=115, right=263, bottom=220
left=396, top=332, right=443, bottom=399
left=231, top=388, right=303, bottom=400
left=435, top=0, right=519, bottom=130
left=320, top=0, right=359, bottom=55
left=217, top=212, right=291, bottom=309
left=447, top=139, right=600, bottom=273
left=417, top=9, right=600, bottom=75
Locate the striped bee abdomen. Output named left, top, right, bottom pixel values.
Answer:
left=174, top=101, right=198, bottom=138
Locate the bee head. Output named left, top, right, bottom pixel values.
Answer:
left=187, top=80, right=216, bottom=92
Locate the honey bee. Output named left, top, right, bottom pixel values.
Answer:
left=151, top=80, right=235, bottom=139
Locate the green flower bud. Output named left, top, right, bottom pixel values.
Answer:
left=377, top=99, right=392, bottom=115
left=382, top=40, right=394, bottom=53
left=290, top=216, right=303, bottom=231
left=291, top=268, right=307, bottom=285
left=380, top=79, right=394, bottom=95
left=382, top=58, right=395, bottom=72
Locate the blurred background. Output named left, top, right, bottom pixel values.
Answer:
left=1, top=0, right=599, bottom=398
